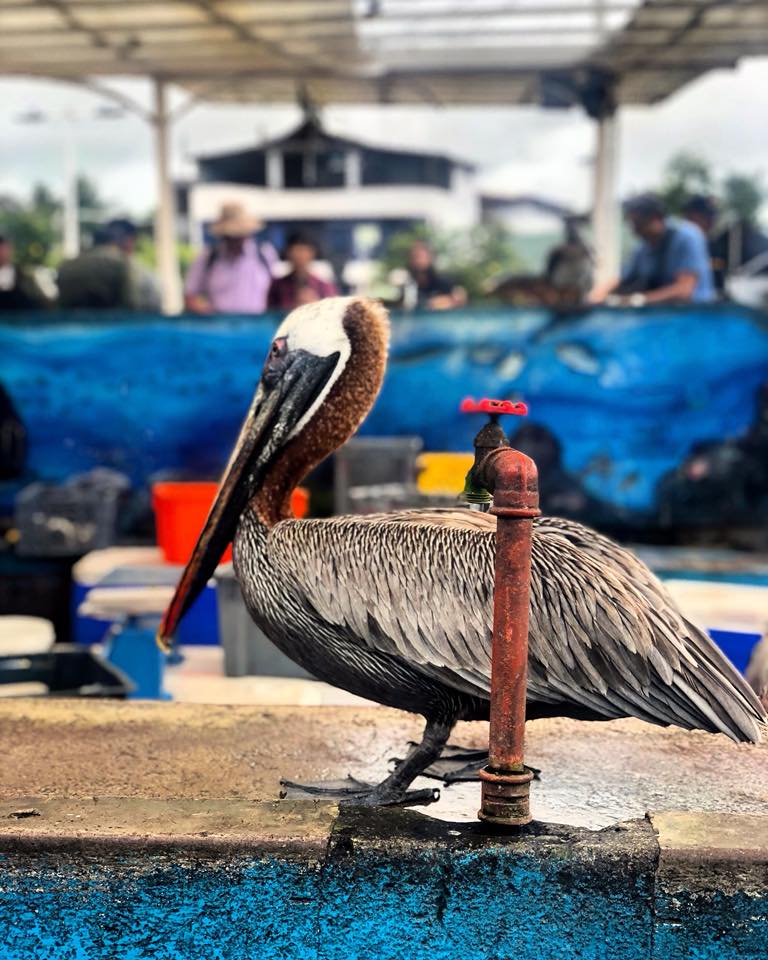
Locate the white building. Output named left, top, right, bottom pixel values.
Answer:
left=186, top=115, right=478, bottom=272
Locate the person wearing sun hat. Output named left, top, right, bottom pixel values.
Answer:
left=184, top=201, right=277, bottom=314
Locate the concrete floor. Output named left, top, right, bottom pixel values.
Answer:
left=1, top=699, right=766, bottom=830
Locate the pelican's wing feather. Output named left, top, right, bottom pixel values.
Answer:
left=268, top=509, right=765, bottom=742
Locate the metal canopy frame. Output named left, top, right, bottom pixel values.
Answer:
left=1, top=0, right=766, bottom=309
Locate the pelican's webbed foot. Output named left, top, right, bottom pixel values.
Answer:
left=279, top=776, right=439, bottom=807
left=279, top=716, right=454, bottom=808
left=419, top=744, right=489, bottom=783
left=392, top=744, right=542, bottom=785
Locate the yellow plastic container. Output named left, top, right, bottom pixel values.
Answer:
left=416, top=452, right=475, bottom=496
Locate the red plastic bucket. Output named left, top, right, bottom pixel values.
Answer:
left=152, top=482, right=309, bottom=565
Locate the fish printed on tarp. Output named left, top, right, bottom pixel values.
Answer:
left=1, top=305, right=767, bottom=531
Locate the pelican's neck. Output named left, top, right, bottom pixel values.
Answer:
left=251, top=442, right=311, bottom=528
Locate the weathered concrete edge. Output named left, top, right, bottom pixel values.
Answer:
left=0, top=796, right=660, bottom=874
left=2, top=800, right=768, bottom=881
left=650, top=810, right=768, bottom=896
left=0, top=798, right=338, bottom=859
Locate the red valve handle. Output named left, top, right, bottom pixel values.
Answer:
left=460, top=397, right=528, bottom=416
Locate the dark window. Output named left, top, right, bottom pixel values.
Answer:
left=362, top=150, right=452, bottom=188
left=199, top=152, right=266, bottom=186
left=282, top=149, right=346, bottom=188
left=314, top=150, right=346, bottom=188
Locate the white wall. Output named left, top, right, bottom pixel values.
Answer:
left=188, top=181, right=480, bottom=236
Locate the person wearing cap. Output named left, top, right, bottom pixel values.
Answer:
left=57, top=218, right=160, bottom=311
left=267, top=231, right=337, bottom=311
left=184, top=202, right=277, bottom=314
left=683, top=194, right=768, bottom=295
left=603, top=192, right=715, bottom=306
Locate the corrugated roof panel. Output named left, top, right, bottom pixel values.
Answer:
left=76, top=4, right=209, bottom=28
left=0, top=7, right=66, bottom=30
left=221, top=0, right=354, bottom=20
left=0, top=0, right=763, bottom=108
left=105, top=25, right=235, bottom=45
left=704, top=4, right=768, bottom=27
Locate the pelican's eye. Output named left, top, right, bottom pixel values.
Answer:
left=262, top=337, right=289, bottom=388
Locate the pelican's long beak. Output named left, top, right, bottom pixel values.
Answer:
left=157, top=348, right=338, bottom=651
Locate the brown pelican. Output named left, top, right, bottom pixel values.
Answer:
left=159, top=297, right=766, bottom=805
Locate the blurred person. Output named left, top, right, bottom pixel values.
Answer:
left=602, top=193, right=715, bottom=306
left=267, top=231, right=337, bottom=310
left=494, top=216, right=593, bottom=308
left=683, top=194, right=768, bottom=294
left=57, top=219, right=161, bottom=311
left=544, top=216, right=594, bottom=305
left=185, top=202, right=276, bottom=314
left=0, top=235, right=49, bottom=310
left=401, top=240, right=467, bottom=311
left=0, top=381, right=26, bottom=479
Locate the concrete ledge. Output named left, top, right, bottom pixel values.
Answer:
left=1, top=701, right=767, bottom=958
left=2, top=699, right=767, bottom=828
left=652, top=812, right=768, bottom=960
left=0, top=798, right=337, bottom=857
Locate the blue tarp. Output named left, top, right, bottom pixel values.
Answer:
left=2, top=304, right=767, bottom=523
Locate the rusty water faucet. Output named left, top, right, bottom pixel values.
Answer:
left=461, top=396, right=540, bottom=827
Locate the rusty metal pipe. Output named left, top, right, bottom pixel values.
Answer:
left=475, top=446, right=540, bottom=827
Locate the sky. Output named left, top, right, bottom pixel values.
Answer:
left=1, top=57, right=767, bottom=220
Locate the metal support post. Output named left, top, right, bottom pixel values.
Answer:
left=152, top=78, right=183, bottom=315
left=592, top=109, right=620, bottom=290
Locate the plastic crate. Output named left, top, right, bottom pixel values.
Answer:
left=708, top=628, right=762, bottom=674
left=72, top=553, right=220, bottom=647
left=0, top=644, right=134, bottom=698
left=0, top=554, right=73, bottom=643
left=215, top=565, right=312, bottom=679
left=15, top=469, right=128, bottom=558
left=347, top=483, right=459, bottom=514
left=334, top=437, right=423, bottom=514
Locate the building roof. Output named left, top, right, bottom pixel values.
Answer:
left=481, top=194, right=577, bottom=219
left=1, top=1, right=766, bottom=109
left=195, top=116, right=475, bottom=171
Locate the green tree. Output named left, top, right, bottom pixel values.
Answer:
left=0, top=188, right=59, bottom=266
left=659, top=152, right=713, bottom=214
left=722, top=174, right=764, bottom=224
left=31, top=183, right=58, bottom=217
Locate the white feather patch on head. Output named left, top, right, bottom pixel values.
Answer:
left=274, top=297, right=355, bottom=439
left=275, top=296, right=355, bottom=361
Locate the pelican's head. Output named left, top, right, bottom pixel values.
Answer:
left=158, top=297, right=389, bottom=647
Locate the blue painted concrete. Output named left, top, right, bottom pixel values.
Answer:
left=2, top=304, right=767, bottom=524
left=654, top=889, right=768, bottom=960
left=2, top=814, right=765, bottom=960
left=318, top=843, right=652, bottom=960
left=0, top=846, right=653, bottom=960
left=0, top=855, right=319, bottom=960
